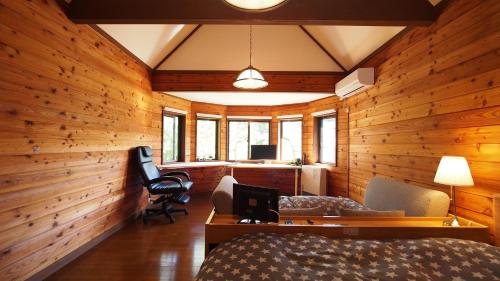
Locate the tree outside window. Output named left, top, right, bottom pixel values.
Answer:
left=196, top=119, right=218, bottom=160
left=228, top=121, right=270, bottom=160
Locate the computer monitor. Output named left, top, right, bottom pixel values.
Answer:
left=233, top=184, right=279, bottom=224
left=250, top=145, right=277, bottom=160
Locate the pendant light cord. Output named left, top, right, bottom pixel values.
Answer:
left=249, top=25, right=253, bottom=67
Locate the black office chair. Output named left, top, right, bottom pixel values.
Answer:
left=137, top=146, right=192, bottom=223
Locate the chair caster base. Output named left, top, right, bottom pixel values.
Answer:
left=142, top=205, right=189, bottom=224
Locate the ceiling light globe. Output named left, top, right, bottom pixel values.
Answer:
left=224, top=0, right=288, bottom=10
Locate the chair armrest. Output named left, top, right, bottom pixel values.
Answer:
left=163, top=171, right=191, bottom=181
left=149, top=176, right=183, bottom=186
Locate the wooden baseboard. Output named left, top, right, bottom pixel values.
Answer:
left=27, top=210, right=143, bottom=281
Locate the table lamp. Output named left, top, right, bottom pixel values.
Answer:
left=434, top=156, right=474, bottom=226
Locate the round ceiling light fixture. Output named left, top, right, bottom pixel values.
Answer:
left=223, top=0, right=288, bottom=11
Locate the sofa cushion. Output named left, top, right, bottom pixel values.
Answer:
left=340, top=209, right=405, bottom=217
left=212, top=176, right=238, bottom=214
left=364, top=177, right=450, bottom=217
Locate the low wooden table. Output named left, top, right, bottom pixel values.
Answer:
left=205, top=210, right=489, bottom=255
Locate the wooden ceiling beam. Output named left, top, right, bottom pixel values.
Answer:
left=152, top=70, right=345, bottom=93
left=67, top=0, right=438, bottom=26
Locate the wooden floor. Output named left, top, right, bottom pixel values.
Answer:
left=47, top=195, right=213, bottom=281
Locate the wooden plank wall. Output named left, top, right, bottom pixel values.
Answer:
left=161, top=166, right=228, bottom=194
left=152, top=93, right=192, bottom=163
left=0, top=0, right=192, bottom=279
left=190, top=102, right=227, bottom=161
left=346, top=0, right=500, bottom=234
left=182, top=98, right=346, bottom=196
left=307, top=98, right=349, bottom=197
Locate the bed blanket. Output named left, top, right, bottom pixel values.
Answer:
left=279, top=196, right=367, bottom=215
left=196, top=233, right=500, bottom=281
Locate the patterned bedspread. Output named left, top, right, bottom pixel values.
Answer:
left=279, top=196, right=367, bottom=215
left=196, top=233, right=500, bottom=281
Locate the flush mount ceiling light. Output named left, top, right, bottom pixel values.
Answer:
left=223, top=0, right=288, bottom=11
left=233, top=26, right=268, bottom=90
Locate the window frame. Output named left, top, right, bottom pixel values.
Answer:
left=316, top=114, right=337, bottom=165
left=226, top=119, right=272, bottom=161
left=195, top=117, right=220, bottom=161
left=161, top=112, right=185, bottom=164
left=279, top=119, right=303, bottom=161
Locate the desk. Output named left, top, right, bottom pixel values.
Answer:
left=205, top=210, right=490, bottom=255
left=228, top=164, right=301, bottom=195
left=159, top=162, right=301, bottom=195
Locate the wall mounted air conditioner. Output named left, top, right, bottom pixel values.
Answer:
left=335, top=68, right=374, bottom=100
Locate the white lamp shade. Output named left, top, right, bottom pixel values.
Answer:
left=224, top=0, right=287, bottom=10
left=233, top=67, right=268, bottom=89
left=434, top=156, right=474, bottom=186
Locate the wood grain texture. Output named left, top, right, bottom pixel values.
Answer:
left=0, top=1, right=187, bottom=279
left=169, top=97, right=348, bottom=197
left=153, top=71, right=343, bottom=93
left=346, top=0, right=500, bottom=237
left=66, top=0, right=438, bottom=26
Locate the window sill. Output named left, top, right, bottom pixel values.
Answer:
left=314, top=162, right=337, bottom=167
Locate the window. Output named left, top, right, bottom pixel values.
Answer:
left=318, top=116, right=336, bottom=164
left=228, top=121, right=270, bottom=160
left=280, top=120, right=302, bottom=161
left=196, top=119, right=219, bottom=160
left=162, top=113, right=184, bottom=163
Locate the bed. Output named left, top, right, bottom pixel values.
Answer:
left=199, top=191, right=500, bottom=281
left=196, top=232, right=499, bottom=281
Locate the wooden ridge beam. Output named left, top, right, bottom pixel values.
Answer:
left=152, top=70, right=345, bottom=93
left=67, top=0, right=438, bottom=26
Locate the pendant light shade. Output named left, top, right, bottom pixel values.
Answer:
left=233, top=66, right=268, bottom=89
left=234, top=25, right=268, bottom=90
left=224, top=0, right=288, bottom=10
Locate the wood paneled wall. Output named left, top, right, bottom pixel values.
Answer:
left=0, top=1, right=187, bottom=279
left=190, top=102, right=227, bottom=161
left=153, top=93, right=192, bottom=163
left=179, top=97, right=347, bottom=196
left=346, top=0, right=500, bottom=234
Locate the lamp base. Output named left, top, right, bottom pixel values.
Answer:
left=443, top=216, right=460, bottom=227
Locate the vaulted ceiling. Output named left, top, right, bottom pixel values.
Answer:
left=69, top=0, right=442, bottom=105
left=98, top=24, right=405, bottom=72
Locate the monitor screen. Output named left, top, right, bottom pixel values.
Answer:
left=250, top=145, right=277, bottom=160
left=233, top=184, right=279, bottom=223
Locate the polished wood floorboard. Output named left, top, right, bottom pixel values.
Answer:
left=47, top=195, right=213, bottom=281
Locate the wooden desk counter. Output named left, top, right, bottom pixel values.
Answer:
left=205, top=211, right=490, bottom=255
left=159, top=162, right=302, bottom=195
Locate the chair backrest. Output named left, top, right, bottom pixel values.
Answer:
left=364, top=177, right=450, bottom=217
left=137, top=146, right=160, bottom=186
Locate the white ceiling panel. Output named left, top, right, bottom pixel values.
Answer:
left=165, top=92, right=334, bottom=106
left=303, top=25, right=405, bottom=70
left=157, top=25, right=343, bottom=72
left=98, top=24, right=197, bottom=67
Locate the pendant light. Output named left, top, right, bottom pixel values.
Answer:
left=233, top=25, right=268, bottom=90
left=224, top=0, right=288, bottom=11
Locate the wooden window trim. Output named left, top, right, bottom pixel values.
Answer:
left=161, top=112, right=185, bottom=164
left=315, top=114, right=337, bottom=166
left=195, top=118, right=220, bottom=161
left=279, top=119, right=303, bottom=161
left=226, top=120, right=272, bottom=161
